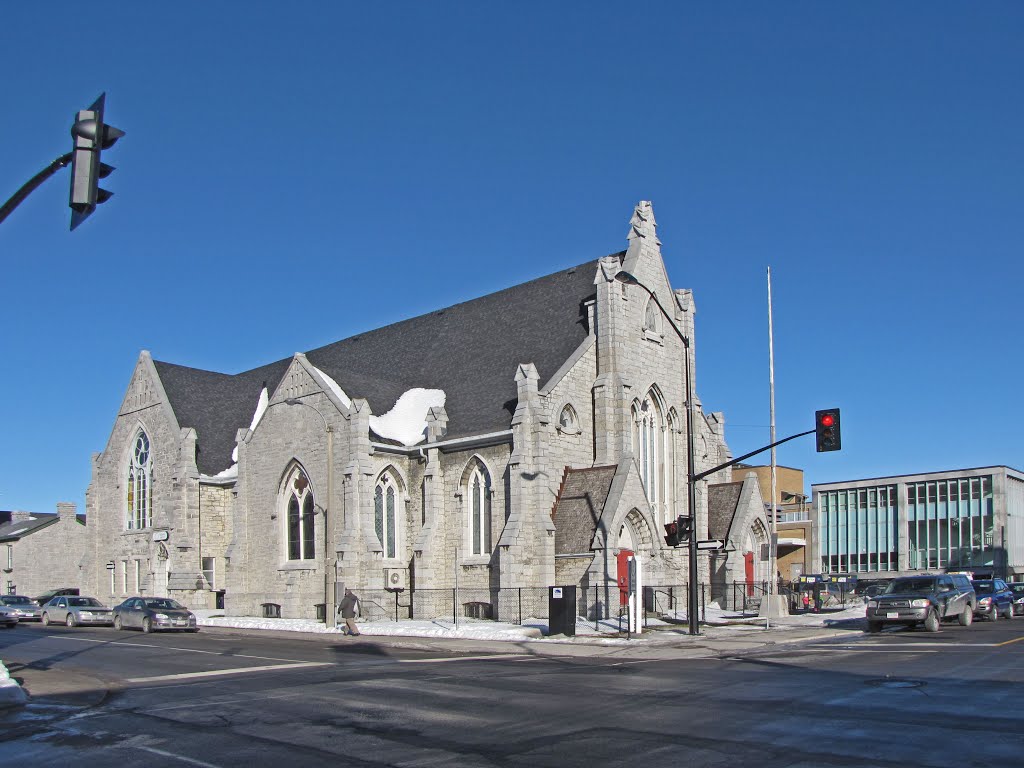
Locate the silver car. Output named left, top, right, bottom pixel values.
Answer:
left=40, top=596, right=114, bottom=627
left=0, top=595, right=41, bottom=621
left=0, top=605, right=18, bottom=628
left=113, top=596, right=198, bottom=633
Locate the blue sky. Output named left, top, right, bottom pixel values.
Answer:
left=2, top=3, right=1021, bottom=514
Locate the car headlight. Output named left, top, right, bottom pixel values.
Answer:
left=911, top=599, right=931, bottom=608
left=154, top=613, right=169, bottom=620
left=979, top=597, right=992, bottom=606
left=79, top=611, right=93, bottom=617
left=867, top=600, right=878, bottom=609
left=187, top=613, right=196, bottom=621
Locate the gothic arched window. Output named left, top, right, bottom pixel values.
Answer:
left=466, top=461, right=492, bottom=556
left=558, top=404, right=579, bottom=434
left=632, top=391, right=674, bottom=525
left=375, top=471, right=400, bottom=559
left=284, top=467, right=316, bottom=561
left=126, top=430, right=153, bottom=530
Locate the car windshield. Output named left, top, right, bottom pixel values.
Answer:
left=886, top=578, right=936, bottom=593
left=972, top=581, right=994, bottom=593
left=143, top=599, right=184, bottom=610
left=68, top=598, right=103, bottom=607
left=1, top=596, right=33, bottom=605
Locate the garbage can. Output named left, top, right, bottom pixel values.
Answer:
left=548, top=585, right=577, bottom=637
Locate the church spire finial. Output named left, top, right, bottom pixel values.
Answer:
left=627, top=200, right=660, bottom=247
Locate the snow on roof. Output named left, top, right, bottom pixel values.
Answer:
left=312, top=365, right=351, bottom=409
left=369, top=388, right=446, bottom=447
left=233, top=387, right=270, bottom=463
left=202, top=463, right=239, bottom=481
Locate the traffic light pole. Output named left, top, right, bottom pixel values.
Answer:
left=0, top=152, right=73, bottom=227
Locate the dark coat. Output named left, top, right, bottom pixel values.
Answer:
left=339, top=593, right=359, bottom=619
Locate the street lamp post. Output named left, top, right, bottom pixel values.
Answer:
left=282, top=397, right=336, bottom=626
left=614, top=271, right=700, bottom=635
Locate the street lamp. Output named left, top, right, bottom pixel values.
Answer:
left=282, top=397, right=336, bottom=626
left=614, top=271, right=700, bottom=635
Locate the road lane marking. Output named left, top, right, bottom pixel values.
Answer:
left=120, top=736, right=224, bottom=768
left=125, top=661, right=332, bottom=683
left=995, top=635, right=1024, bottom=647
left=396, top=654, right=535, bottom=664
left=43, top=634, right=325, bottom=664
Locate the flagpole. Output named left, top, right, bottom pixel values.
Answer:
left=767, top=267, right=778, bottom=630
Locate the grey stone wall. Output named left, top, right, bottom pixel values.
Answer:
left=3, top=505, right=87, bottom=598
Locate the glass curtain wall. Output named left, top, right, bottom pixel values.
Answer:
left=819, top=484, right=898, bottom=573
left=907, top=476, right=994, bottom=570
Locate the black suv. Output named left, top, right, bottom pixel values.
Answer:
left=865, top=574, right=976, bottom=633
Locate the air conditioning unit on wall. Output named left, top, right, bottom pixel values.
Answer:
left=384, top=568, right=407, bottom=591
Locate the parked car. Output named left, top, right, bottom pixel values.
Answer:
left=1009, top=583, right=1024, bottom=616
left=0, top=595, right=41, bottom=621
left=0, top=605, right=18, bottom=628
left=34, top=587, right=80, bottom=606
left=112, top=596, right=198, bottom=633
left=865, top=574, right=976, bottom=633
left=40, top=596, right=113, bottom=627
left=971, top=579, right=1014, bottom=621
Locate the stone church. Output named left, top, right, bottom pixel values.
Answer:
left=82, top=201, right=770, bottom=621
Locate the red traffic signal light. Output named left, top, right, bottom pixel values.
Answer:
left=664, top=520, right=680, bottom=547
left=815, top=409, right=841, bottom=452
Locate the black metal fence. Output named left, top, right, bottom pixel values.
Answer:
left=350, top=582, right=758, bottom=628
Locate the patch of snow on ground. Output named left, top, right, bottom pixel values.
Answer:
left=195, top=602, right=867, bottom=645
left=0, top=661, right=27, bottom=708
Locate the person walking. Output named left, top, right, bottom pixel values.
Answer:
left=339, top=588, right=361, bottom=636
left=802, top=592, right=810, bottom=612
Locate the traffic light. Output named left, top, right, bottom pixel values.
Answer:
left=69, top=93, right=124, bottom=230
left=678, top=515, right=692, bottom=541
left=815, top=408, right=841, bottom=452
left=664, top=520, right=680, bottom=547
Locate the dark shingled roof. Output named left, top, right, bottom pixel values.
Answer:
left=552, top=466, right=618, bottom=555
left=708, top=482, right=743, bottom=542
left=0, top=514, right=60, bottom=542
left=154, top=256, right=615, bottom=475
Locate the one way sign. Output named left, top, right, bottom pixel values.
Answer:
left=696, top=540, right=725, bottom=551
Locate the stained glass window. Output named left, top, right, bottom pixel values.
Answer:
left=284, top=468, right=315, bottom=561
left=126, top=430, right=153, bottom=530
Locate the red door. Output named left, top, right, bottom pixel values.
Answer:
left=744, top=551, right=755, bottom=597
left=617, top=550, right=634, bottom=606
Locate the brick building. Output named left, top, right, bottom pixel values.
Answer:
left=83, top=202, right=769, bottom=619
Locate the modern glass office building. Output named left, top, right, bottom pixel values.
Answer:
left=812, top=466, right=1024, bottom=579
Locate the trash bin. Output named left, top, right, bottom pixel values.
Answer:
left=548, top=585, right=577, bottom=636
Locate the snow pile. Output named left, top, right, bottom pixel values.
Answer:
left=0, top=660, right=27, bottom=708
left=369, top=389, right=446, bottom=446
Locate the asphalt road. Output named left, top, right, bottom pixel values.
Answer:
left=1, top=617, right=1023, bottom=767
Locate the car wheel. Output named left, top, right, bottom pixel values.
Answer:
left=924, top=609, right=940, bottom=633
left=41, top=612, right=49, bottom=626
left=114, top=615, right=123, bottom=631
left=990, top=605, right=999, bottom=622
left=66, top=613, right=76, bottom=628
left=958, top=607, right=973, bottom=627
left=867, top=621, right=882, bottom=633
left=142, top=617, right=153, bottom=634
left=1004, top=604, right=1014, bottom=620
